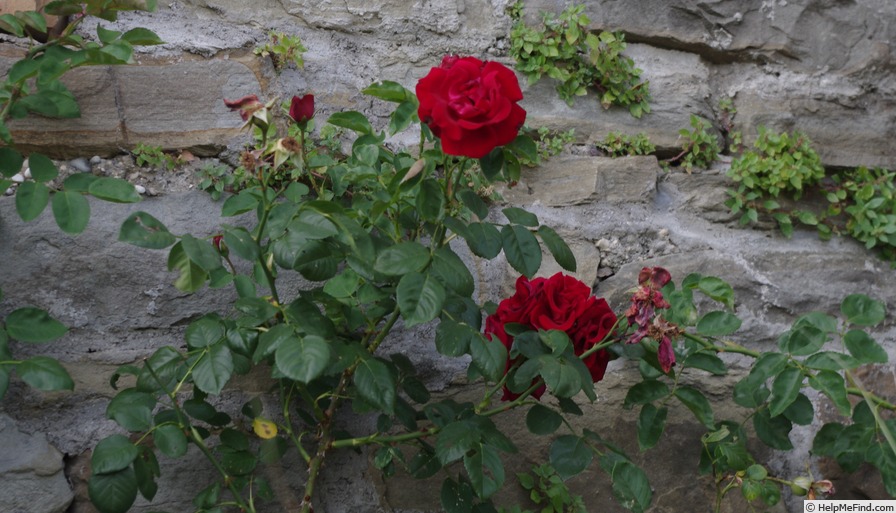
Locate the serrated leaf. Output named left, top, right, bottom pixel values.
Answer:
left=275, top=335, right=330, bottom=383
left=166, top=242, right=207, bottom=292
left=464, top=222, right=503, bottom=259
left=397, top=272, right=445, bottom=327
left=327, top=111, right=373, bottom=134
left=843, top=329, right=888, bottom=364
left=501, top=224, right=541, bottom=278
left=768, top=366, right=803, bottom=417
left=106, top=389, right=155, bottom=431
left=118, top=211, right=176, bottom=249
left=841, top=294, right=886, bottom=327
left=537, top=225, right=576, bottom=272
left=753, top=408, right=793, bottom=450
left=92, top=435, right=139, bottom=475
left=89, top=467, right=138, bottom=513
left=502, top=207, right=538, bottom=227
left=15, top=181, right=50, bottom=221
left=5, top=307, right=67, bottom=342
left=637, top=404, right=667, bottom=450
left=525, top=403, right=562, bottom=435
left=154, top=424, right=187, bottom=457
left=674, top=386, right=714, bottom=429
left=17, top=356, right=73, bottom=391
left=610, top=461, right=652, bottom=513
left=52, top=190, right=91, bottom=234
left=28, top=153, right=58, bottom=182
left=809, top=370, right=851, bottom=416
left=192, top=343, right=234, bottom=395
left=354, top=357, right=396, bottom=414
left=361, top=80, right=413, bottom=102
left=696, top=311, right=741, bottom=337
left=374, top=242, right=431, bottom=276
left=550, top=435, right=593, bottom=479
left=431, top=246, right=475, bottom=296
left=470, top=336, right=506, bottom=382
left=89, top=177, right=142, bottom=203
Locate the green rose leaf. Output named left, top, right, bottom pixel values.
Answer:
left=221, top=188, right=260, bottom=216
left=362, top=80, right=414, bottom=102
left=132, top=447, right=159, bottom=501
left=768, top=366, right=803, bottom=417
left=674, top=386, right=715, bottom=429
left=354, top=357, right=396, bottom=415
left=696, top=276, right=735, bottom=310
left=470, top=335, right=506, bottom=382
left=374, top=242, right=431, bottom=276
left=637, top=403, right=667, bottom=450
left=166, top=242, right=208, bottom=292
left=843, top=329, right=888, bottom=364
left=623, top=380, right=669, bottom=409
left=388, top=100, right=418, bottom=135
left=435, top=319, right=477, bottom=357
left=431, top=246, right=475, bottom=296
left=92, top=434, right=139, bottom=475
left=464, top=222, right=503, bottom=259
left=15, top=181, right=50, bottom=221
left=0, top=147, right=23, bottom=177
left=526, top=403, right=563, bottom=435
left=180, top=234, right=222, bottom=272
left=88, top=467, right=138, bottom=513
left=841, top=294, right=886, bottom=326
left=185, top=317, right=225, bottom=349
left=120, top=27, right=164, bottom=45
left=28, top=153, right=58, bottom=182
left=397, top=272, right=446, bottom=327
left=275, top=334, right=330, bottom=384
left=106, top=388, right=155, bottom=431
left=610, top=460, right=652, bottom=513
left=327, top=111, right=373, bottom=135
left=17, top=356, right=73, bottom=391
left=463, top=443, right=504, bottom=499
left=51, top=190, right=91, bottom=234
left=753, top=408, right=793, bottom=450
left=119, top=211, right=176, bottom=249
left=696, top=311, right=742, bottom=337
left=779, top=325, right=828, bottom=356
left=783, top=393, right=814, bottom=426
left=683, top=352, right=727, bottom=375
left=501, top=224, right=542, bottom=278
left=5, top=307, right=67, bottom=342
left=89, top=177, right=142, bottom=203
left=550, top=435, right=593, bottom=479
left=223, top=227, right=260, bottom=261
left=457, top=189, right=489, bottom=220
left=192, top=343, right=234, bottom=395
left=502, top=207, right=539, bottom=227
left=538, top=355, right=581, bottom=398
left=809, top=369, right=851, bottom=416
left=154, top=424, right=188, bottom=458
left=440, top=477, right=475, bottom=513
left=537, top=225, right=576, bottom=273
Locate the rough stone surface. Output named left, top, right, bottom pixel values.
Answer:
left=0, top=413, right=73, bottom=513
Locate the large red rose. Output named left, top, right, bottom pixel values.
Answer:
left=529, top=273, right=594, bottom=332
left=569, top=298, right=617, bottom=382
left=484, top=273, right=616, bottom=401
left=416, top=55, right=526, bottom=159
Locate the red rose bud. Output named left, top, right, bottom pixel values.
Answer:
left=416, top=56, right=526, bottom=158
left=289, top=94, right=315, bottom=125
left=224, top=95, right=263, bottom=122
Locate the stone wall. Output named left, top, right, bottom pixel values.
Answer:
left=1, top=1, right=895, bottom=512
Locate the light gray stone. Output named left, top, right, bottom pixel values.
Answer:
left=500, top=155, right=659, bottom=207
left=0, top=414, right=73, bottom=513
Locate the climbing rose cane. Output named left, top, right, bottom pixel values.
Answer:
left=416, top=55, right=526, bottom=158
left=484, top=273, right=616, bottom=400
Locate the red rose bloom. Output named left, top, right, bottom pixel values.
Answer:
left=484, top=273, right=617, bottom=401
left=289, top=94, right=315, bottom=125
left=416, top=55, right=526, bottom=158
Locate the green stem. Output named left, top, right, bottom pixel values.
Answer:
left=682, top=332, right=760, bottom=358
left=846, top=370, right=896, bottom=456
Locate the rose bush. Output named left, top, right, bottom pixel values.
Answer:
left=417, top=55, right=527, bottom=158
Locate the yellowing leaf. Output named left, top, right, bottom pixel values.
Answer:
left=252, top=417, right=278, bottom=439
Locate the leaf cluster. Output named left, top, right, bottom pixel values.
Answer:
left=727, top=126, right=824, bottom=198
left=672, top=115, right=721, bottom=171
left=253, top=31, right=306, bottom=73
left=509, top=3, right=651, bottom=118
left=597, top=131, right=655, bottom=158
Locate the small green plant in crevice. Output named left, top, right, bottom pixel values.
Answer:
left=518, top=126, right=576, bottom=166
left=132, top=143, right=178, bottom=170
left=509, top=3, right=651, bottom=118
left=727, top=126, right=824, bottom=199
left=716, top=96, right=743, bottom=155
left=597, top=131, right=655, bottom=157
left=500, top=464, right=586, bottom=513
left=666, top=115, right=721, bottom=171
left=197, top=162, right=248, bottom=201
left=254, top=31, right=307, bottom=73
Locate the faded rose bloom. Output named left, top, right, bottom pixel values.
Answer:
left=416, top=55, right=526, bottom=158
left=626, top=266, right=678, bottom=372
left=808, top=480, right=835, bottom=500
left=289, top=94, right=315, bottom=125
left=224, top=95, right=264, bottom=122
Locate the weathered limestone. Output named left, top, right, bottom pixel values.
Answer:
left=0, top=413, right=73, bottom=513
